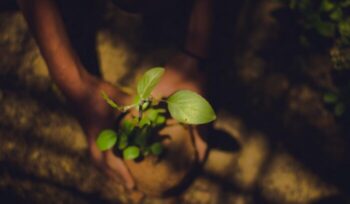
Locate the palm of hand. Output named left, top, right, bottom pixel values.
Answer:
left=75, top=77, right=135, bottom=189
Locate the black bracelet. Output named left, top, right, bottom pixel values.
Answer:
left=180, top=48, right=207, bottom=62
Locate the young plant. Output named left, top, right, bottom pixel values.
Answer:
left=96, top=67, right=216, bottom=160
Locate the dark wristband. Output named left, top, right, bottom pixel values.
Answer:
left=180, top=48, right=207, bottom=62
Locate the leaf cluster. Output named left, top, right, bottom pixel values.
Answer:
left=96, top=67, right=216, bottom=160
left=279, top=0, right=350, bottom=45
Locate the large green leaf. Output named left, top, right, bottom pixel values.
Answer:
left=137, top=67, right=165, bottom=99
left=96, top=129, right=118, bottom=151
left=123, top=146, right=140, bottom=160
left=167, top=90, right=216, bottom=125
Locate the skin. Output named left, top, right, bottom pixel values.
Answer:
left=17, top=0, right=212, bottom=192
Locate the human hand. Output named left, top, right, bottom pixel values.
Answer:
left=153, top=52, right=209, bottom=162
left=71, top=74, right=135, bottom=190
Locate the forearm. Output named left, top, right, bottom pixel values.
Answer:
left=18, top=0, right=90, bottom=100
left=185, top=0, right=213, bottom=58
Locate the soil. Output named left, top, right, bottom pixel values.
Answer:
left=125, top=123, right=197, bottom=197
left=1, top=0, right=350, bottom=203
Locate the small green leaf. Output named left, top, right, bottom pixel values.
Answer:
left=96, top=129, right=118, bottom=151
left=323, top=92, right=338, bottom=104
left=142, top=101, right=150, bottom=110
left=155, top=115, right=166, bottom=126
left=321, top=0, right=335, bottom=11
left=330, top=8, right=342, bottom=21
left=123, top=146, right=140, bottom=160
left=118, top=133, right=128, bottom=150
left=334, top=102, right=346, bottom=116
left=101, top=91, right=120, bottom=109
left=339, top=20, right=350, bottom=37
left=315, top=21, right=335, bottom=37
left=137, top=67, right=165, bottom=99
left=147, top=109, right=160, bottom=122
left=134, top=126, right=149, bottom=147
left=150, top=142, right=163, bottom=156
left=139, top=117, right=151, bottom=128
left=121, top=120, right=134, bottom=135
left=167, top=90, right=216, bottom=125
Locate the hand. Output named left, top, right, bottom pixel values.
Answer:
left=71, top=74, right=135, bottom=190
left=153, top=52, right=208, bottom=162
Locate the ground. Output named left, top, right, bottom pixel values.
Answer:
left=0, top=0, right=349, bottom=203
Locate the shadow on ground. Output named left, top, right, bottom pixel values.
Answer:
left=1, top=0, right=350, bottom=203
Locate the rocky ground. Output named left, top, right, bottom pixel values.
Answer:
left=1, top=0, right=349, bottom=203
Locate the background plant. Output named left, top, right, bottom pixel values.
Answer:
left=96, top=67, right=216, bottom=160
left=277, top=0, right=350, bottom=118
left=278, top=0, right=350, bottom=46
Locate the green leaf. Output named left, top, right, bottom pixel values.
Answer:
left=321, top=0, right=335, bottom=11
left=147, top=109, right=160, bottom=122
left=134, top=126, right=149, bottom=147
left=141, top=101, right=150, bottom=110
left=330, top=8, right=342, bottom=21
left=118, top=133, right=128, bottom=150
left=101, top=91, right=120, bottom=109
left=121, top=120, right=134, bottom=135
left=339, top=20, right=350, bottom=37
left=334, top=102, right=346, bottom=116
left=123, top=146, right=140, bottom=160
left=96, top=129, right=118, bottom=151
left=145, top=108, right=166, bottom=127
left=167, top=90, right=216, bottom=125
left=315, top=21, right=335, bottom=37
left=150, top=142, right=163, bottom=156
left=155, top=115, right=166, bottom=126
left=137, top=67, right=165, bottom=99
left=323, top=92, right=338, bottom=104
left=139, top=117, right=151, bottom=128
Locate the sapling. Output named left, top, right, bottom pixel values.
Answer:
left=96, top=67, right=216, bottom=160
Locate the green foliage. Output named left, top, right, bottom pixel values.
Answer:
left=123, top=146, right=140, bottom=160
left=334, top=102, right=346, bottom=116
left=101, top=91, right=120, bottom=110
left=97, top=67, right=216, bottom=160
left=279, top=0, right=350, bottom=45
left=323, top=92, right=338, bottom=104
left=150, top=142, right=163, bottom=156
left=137, top=67, right=164, bottom=100
left=323, top=91, right=349, bottom=117
left=96, top=129, right=118, bottom=151
left=167, top=90, right=216, bottom=124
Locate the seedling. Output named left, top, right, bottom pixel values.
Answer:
left=96, top=67, right=216, bottom=160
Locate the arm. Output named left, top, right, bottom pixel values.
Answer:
left=185, top=0, right=213, bottom=58
left=17, top=0, right=135, bottom=189
left=155, top=0, right=214, bottom=161
left=17, top=0, right=88, bottom=101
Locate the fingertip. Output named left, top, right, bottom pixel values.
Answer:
left=125, top=180, right=135, bottom=190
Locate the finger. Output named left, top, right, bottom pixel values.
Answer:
left=87, top=135, right=104, bottom=167
left=191, top=127, right=208, bottom=162
left=103, top=150, right=135, bottom=190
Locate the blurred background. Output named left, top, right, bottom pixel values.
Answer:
left=1, top=0, right=350, bottom=203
